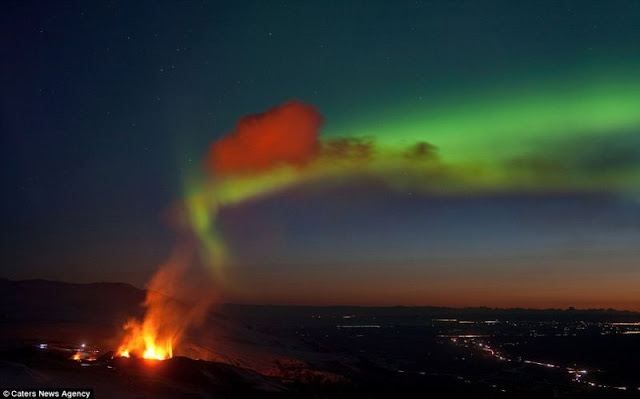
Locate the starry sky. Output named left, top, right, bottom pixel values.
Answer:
left=2, top=0, right=640, bottom=309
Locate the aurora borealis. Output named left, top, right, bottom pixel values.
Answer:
left=2, top=1, right=640, bottom=310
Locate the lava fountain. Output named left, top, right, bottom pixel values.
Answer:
left=116, top=240, right=216, bottom=360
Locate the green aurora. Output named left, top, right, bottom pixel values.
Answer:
left=185, top=66, right=640, bottom=208
left=329, top=66, right=640, bottom=163
left=181, top=66, right=640, bottom=282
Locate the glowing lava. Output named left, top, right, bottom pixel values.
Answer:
left=116, top=304, right=176, bottom=360
left=116, top=318, right=173, bottom=360
left=115, top=242, right=215, bottom=361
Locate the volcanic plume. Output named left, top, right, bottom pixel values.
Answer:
left=115, top=99, right=446, bottom=360
left=116, top=100, right=326, bottom=360
left=205, top=100, right=323, bottom=174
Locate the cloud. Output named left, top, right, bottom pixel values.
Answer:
left=404, top=142, right=438, bottom=161
left=505, top=130, right=640, bottom=186
left=320, top=137, right=375, bottom=161
left=566, top=133, right=640, bottom=173
left=204, top=100, right=323, bottom=175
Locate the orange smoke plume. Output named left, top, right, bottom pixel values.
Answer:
left=205, top=100, right=323, bottom=175
left=117, top=240, right=215, bottom=360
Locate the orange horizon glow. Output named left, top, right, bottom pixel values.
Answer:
left=225, top=257, right=640, bottom=312
left=223, top=296, right=640, bottom=313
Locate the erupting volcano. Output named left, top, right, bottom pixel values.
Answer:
left=116, top=241, right=215, bottom=360
left=117, top=319, right=173, bottom=360
left=113, top=101, right=326, bottom=361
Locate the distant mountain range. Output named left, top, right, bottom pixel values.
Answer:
left=1, top=278, right=638, bottom=324
left=0, top=278, right=145, bottom=324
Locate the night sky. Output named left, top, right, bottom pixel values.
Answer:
left=2, top=1, right=640, bottom=309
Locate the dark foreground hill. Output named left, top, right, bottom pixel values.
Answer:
left=1, top=278, right=638, bottom=398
